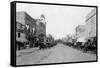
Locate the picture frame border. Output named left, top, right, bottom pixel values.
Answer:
left=10, top=1, right=98, bottom=67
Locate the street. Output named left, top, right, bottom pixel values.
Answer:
left=16, top=43, right=96, bottom=65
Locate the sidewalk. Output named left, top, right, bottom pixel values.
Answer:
left=16, top=47, right=39, bottom=57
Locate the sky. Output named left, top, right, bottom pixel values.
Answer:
left=16, top=3, right=94, bottom=39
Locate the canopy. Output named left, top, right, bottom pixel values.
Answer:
left=77, top=37, right=87, bottom=42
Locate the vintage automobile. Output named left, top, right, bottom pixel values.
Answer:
left=72, top=38, right=86, bottom=49
left=38, top=34, right=55, bottom=49
left=82, top=37, right=97, bottom=53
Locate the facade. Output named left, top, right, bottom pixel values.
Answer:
left=85, top=8, right=96, bottom=38
left=16, top=12, right=46, bottom=42
left=75, top=8, right=96, bottom=42
left=35, top=14, right=46, bottom=36
left=16, top=12, right=36, bottom=42
left=76, top=25, right=87, bottom=38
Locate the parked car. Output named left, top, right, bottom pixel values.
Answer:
left=82, top=37, right=97, bottom=53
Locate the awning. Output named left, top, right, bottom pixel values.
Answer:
left=77, top=37, right=86, bottom=42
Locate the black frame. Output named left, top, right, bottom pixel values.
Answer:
left=10, top=1, right=98, bottom=67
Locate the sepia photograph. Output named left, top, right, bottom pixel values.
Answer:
left=15, top=2, right=97, bottom=66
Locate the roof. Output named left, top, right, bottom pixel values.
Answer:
left=16, top=11, right=36, bottom=25
left=85, top=8, right=96, bottom=22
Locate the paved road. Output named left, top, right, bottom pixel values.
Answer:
left=16, top=43, right=96, bottom=65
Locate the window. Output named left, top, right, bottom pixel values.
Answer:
left=18, top=32, right=20, bottom=38
left=32, top=27, right=35, bottom=33
left=21, top=25, right=25, bottom=29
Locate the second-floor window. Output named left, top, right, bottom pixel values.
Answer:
left=18, top=32, right=20, bottom=38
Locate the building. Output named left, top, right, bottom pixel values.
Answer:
left=35, top=14, right=46, bottom=36
left=75, top=8, right=96, bottom=42
left=85, top=8, right=96, bottom=38
left=16, top=12, right=46, bottom=42
left=76, top=25, right=87, bottom=38
left=16, top=12, right=36, bottom=42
